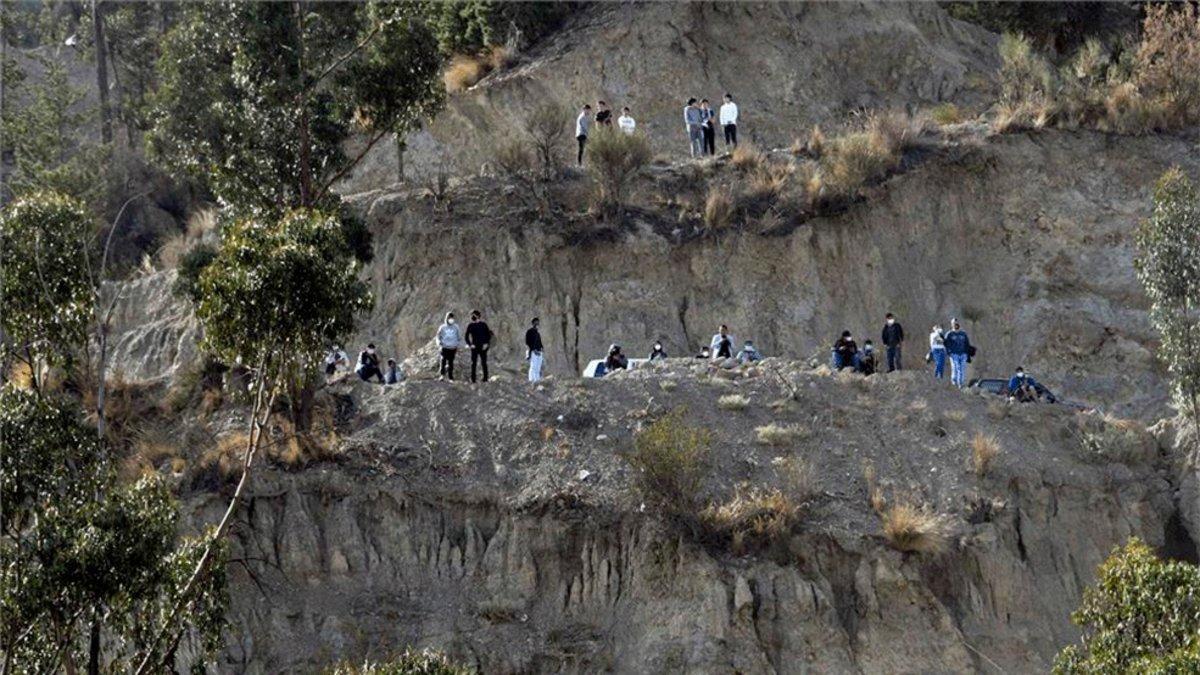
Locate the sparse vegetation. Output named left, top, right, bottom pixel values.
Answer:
left=587, top=128, right=652, bottom=219
left=931, top=102, right=964, bottom=125
left=755, top=423, right=808, bottom=446
left=524, top=102, right=570, bottom=181
left=730, top=144, right=765, bottom=171
left=881, top=501, right=953, bottom=555
left=327, top=648, right=470, bottom=674
left=1054, top=538, right=1200, bottom=673
left=808, top=111, right=923, bottom=208
left=626, top=409, right=710, bottom=519
left=717, top=393, right=750, bottom=411
left=1075, top=414, right=1156, bottom=465
left=443, top=46, right=513, bottom=93
left=701, top=486, right=800, bottom=555
left=970, top=432, right=1001, bottom=477
left=704, top=187, right=735, bottom=231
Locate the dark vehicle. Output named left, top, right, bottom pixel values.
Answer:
left=968, top=378, right=1093, bottom=412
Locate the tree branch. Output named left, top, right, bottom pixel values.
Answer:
left=315, top=128, right=389, bottom=201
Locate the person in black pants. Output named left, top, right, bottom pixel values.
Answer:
left=700, top=99, right=716, bottom=155
left=881, top=312, right=905, bottom=372
left=355, top=343, right=384, bottom=383
left=575, top=104, right=592, bottom=165
left=465, top=309, right=493, bottom=383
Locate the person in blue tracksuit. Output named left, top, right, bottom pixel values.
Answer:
left=943, top=319, right=973, bottom=388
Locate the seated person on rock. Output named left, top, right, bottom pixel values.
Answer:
left=857, top=341, right=877, bottom=375
left=355, top=343, right=384, bottom=383
left=604, top=344, right=629, bottom=374
left=384, top=358, right=405, bottom=384
left=736, top=340, right=763, bottom=364
left=648, top=342, right=668, bottom=361
left=710, top=324, right=735, bottom=360
left=696, top=346, right=711, bottom=359
left=832, top=331, right=860, bottom=371
left=1007, top=366, right=1053, bottom=403
left=324, top=344, right=349, bottom=377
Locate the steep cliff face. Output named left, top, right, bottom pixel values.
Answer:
left=198, top=365, right=1191, bottom=673
left=349, top=1, right=998, bottom=186
left=347, top=130, right=1196, bottom=421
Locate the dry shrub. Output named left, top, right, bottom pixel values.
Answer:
left=703, top=186, right=734, bottom=231
left=444, top=54, right=488, bottom=92
left=756, top=423, right=807, bottom=446
left=778, top=456, right=816, bottom=502
left=626, top=409, right=710, bottom=516
left=1104, top=81, right=1170, bottom=134
left=587, top=127, right=652, bottom=218
left=701, top=486, right=800, bottom=555
left=659, top=380, right=678, bottom=392
left=744, top=162, right=789, bottom=205
left=931, top=102, right=963, bottom=125
left=943, top=409, right=968, bottom=422
left=197, top=432, right=249, bottom=484
left=1132, top=3, right=1200, bottom=129
left=881, top=501, right=953, bottom=555
left=496, top=140, right=535, bottom=176
left=157, top=233, right=189, bottom=270
left=806, top=125, right=825, bottom=157
left=863, top=461, right=886, bottom=514
left=1076, top=414, right=1156, bottom=465
left=970, top=432, right=1001, bottom=477
left=524, top=102, right=569, bottom=180
left=810, top=112, right=918, bottom=207
left=730, top=144, right=764, bottom=171
left=717, top=393, right=750, bottom=411
left=486, top=45, right=514, bottom=71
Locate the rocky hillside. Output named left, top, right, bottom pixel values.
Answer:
left=190, top=360, right=1196, bottom=673
left=351, top=1, right=998, bottom=185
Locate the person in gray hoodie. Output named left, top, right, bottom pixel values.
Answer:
left=436, top=311, right=463, bottom=380
left=683, top=98, right=704, bottom=158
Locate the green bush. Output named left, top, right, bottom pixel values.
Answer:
left=626, top=409, right=710, bottom=518
left=1054, top=538, right=1200, bottom=673
left=586, top=128, right=651, bottom=219
left=172, top=242, right=218, bottom=302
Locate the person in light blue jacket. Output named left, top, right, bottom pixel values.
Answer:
left=683, top=98, right=704, bottom=158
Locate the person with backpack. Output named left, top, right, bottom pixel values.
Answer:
left=943, top=319, right=973, bottom=388
left=881, top=312, right=904, bottom=372
left=355, top=343, right=384, bottom=383
left=928, top=324, right=946, bottom=380
left=465, top=309, right=493, bottom=383
left=710, top=324, right=735, bottom=360
left=436, top=312, right=462, bottom=381
left=575, top=104, right=592, bottom=165
left=525, top=317, right=544, bottom=382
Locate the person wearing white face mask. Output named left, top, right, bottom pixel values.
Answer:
left=355, top=343, right=384, bottom=383
left=881, top=312, right=904, bottom=372
left=648, top=341, right=668, bottom=360
left=436, top=312, right=462, bottom=381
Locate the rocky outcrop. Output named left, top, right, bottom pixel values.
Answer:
left=358, top=1, right=999, bottom=185
left=199, top=365, right=1190, bottom=673
left=105, top=271, right=198, bottom=383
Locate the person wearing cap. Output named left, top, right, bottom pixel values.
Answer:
left=736, top=340, right=763, bottom=364
left=525, top=317, right=544, bottom=382
left=832, top=330, right=859, bottom=371
left=324, top=344, right=349, bottom=377
left=943, top=319, right=973, bottom=388
left=1007, top=366, right=1052, bottom=403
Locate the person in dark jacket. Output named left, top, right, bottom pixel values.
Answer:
left=648, top=342, right=668, bottom=361
left=858, top=341, right=878, bottom=375
left=605, top=344, right=629, bottom=373
left=700, top=99, right=716, bottom=156
left=594, top=100, right=613, bottom=127
left=525, top=317, right=544, bottom=382
left=943, top=319, right=972, bottom=388
left=1007, top=367, right=1053, bottom=403
left=881, top=312, right=904, bottom=372
left=832, top=331, right=859, bottom=371
left=355, top=343, right=384, bottom=383
left=465, top=309, right=493, bottom=383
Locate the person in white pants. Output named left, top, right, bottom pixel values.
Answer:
left=525, top=317, right=544, bottom=382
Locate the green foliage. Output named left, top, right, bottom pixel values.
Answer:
left=586, top=127, right=651, bottom=218
left=0, top=387, right=227, bottom=671
left=150, top=1, right=443, bottom=224
left=627, top=409, right=710, bottom=517
left=424, top=1, right=573, bottom=55
left=0, top=192, right=94, bottom=373
left=1135, top=168, right=1200, bottom=428
left=1054, top=538, right=1200, bottom=673
left=327, top=648, right=471, bottom=674
left=172, top=242, right=218, bottom=303
left=196, top=209, right=372, bottom=378
left=0, top=51, right=110, bottom=207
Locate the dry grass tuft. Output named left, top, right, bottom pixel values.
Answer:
left=444, top=54, right=487, bottom=93
left=659, top=379, right=678, bottom=392
left=970, top=432, right=1001, bottom=477
left=943, top=409, right=968, bottom=423
left=881, top=501, right=953, bottom=555
left=730, top=144, right=765, bottom=171
left=778, top=456, right=816, bottom=503
left=717, top=394, right=750, bottom=411
left=805, top=125, right=826, bottom=157
left=701, top=486, right=801, bottom=555
left=756, top=423, right=808, bottom=446
left=703, top=186, right=734, bottom=231
left=931, top=102, right=964, bottom=125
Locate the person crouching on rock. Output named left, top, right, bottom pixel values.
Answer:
left=324, top=344, right=349, bottom=378
left=356, top=343, right=384, bottom=383
left=384, top=358, right=405, bottom=384
left=832, top=331, right=859, bottom=371
left=737, top=340, right=762, bottom=364
left=436, top=312, right=462, bottom=381
left=710, top=324, right=734, bottom=361
left=857, top=341, right=878, bottom=375
left=465, top=309, right=492, bottom=383
left=605, top=344, right=629, bottom=373
left=648, top=341, right=668, bottom=361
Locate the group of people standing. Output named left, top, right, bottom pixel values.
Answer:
left=684, top=94, right=738, bottom=158
left=572, top=93, right=740, bottom=165
left=829, top=313, right=976, bottom=388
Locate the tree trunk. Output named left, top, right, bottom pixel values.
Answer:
left=294, top=0, right=313, bottom=206
left=87, top=616, right=100, bottom=675
left=91, top=0, right=112, bottom=145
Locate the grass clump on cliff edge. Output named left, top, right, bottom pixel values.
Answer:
left=700, top=457, right=815, bottom=556
left=807, top=111, right=924, bottom=209
left=881, top=500, right=953, bottom=555
left=587, top=127, right=651, bottom=219
left=327, top=648, right=469, bottom=674
left=970, top=432, right=1001, bottom=477
left=626, top=408, right=710, bottom=519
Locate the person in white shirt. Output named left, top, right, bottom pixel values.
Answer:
left=575, top=104, right=592, bottom=165
left=324, top=344, right=349, bottom=377
left=709, top=324, right=735, bottom=360
left=617, top=106, right=636, bottom=134
left=719, top=93, right=739, bottom=148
